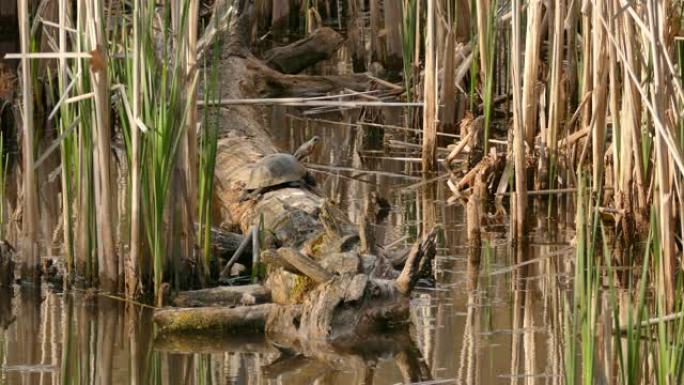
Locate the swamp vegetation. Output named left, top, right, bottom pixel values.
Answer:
left=1, top=0, right=684, bottom=384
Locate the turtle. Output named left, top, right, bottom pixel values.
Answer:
left=239, top=153, right=316, bottom=201
left=293, top=135, right=320, bottom=161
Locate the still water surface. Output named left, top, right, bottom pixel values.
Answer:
left=1, top=108, right=577, bottom=385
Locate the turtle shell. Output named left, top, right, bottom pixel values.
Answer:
left=245, top=153, right=307, bottom=191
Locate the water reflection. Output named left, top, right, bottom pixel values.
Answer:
left=1, top=218, right=578, bottom=385
left=2, top=111, right=583, bottom=384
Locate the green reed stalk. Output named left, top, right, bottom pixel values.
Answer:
left=400, top=0, right=417, bottom=102
left=17, top=0, right=40, bottom=281
left=197, top=34, right=222, bottom=281
left=138, top=0, right=194, bottom=296
left=56, top=0, right=75, bottom=276
left=481, top=0, right=497, bottom=154
left=127, top=0, right=142, bottom=298
left=564, top=172, right=601, bottom=384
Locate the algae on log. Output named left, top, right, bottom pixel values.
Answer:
left=154, top=303, right=276, bottom=333
left=154, top=5, right=436, bottom=378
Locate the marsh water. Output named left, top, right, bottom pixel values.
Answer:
left=0, top=104, right=581, bottom=384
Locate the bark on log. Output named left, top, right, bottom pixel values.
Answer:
left=171, top=284, right=270, bottom=307
left=264, top=27, right=344, bottom=74
left=153, top=303, right=276, bottom=333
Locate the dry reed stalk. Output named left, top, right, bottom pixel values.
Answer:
left=454, top=0, right=470, bottom=42
left=605, top=0, right=621, bottom=193
left=200, top=98, right=423, bottom=107
left=579, top=2, right=592, bottom=133
left=76, top=0, right=92, bottom=281
left=546, top=0, right=565, bottom=164
left=347, top=0, right=366, bottom=72
left=370, top=0, right=383, bottom=63
left=618, top=2, right=646, bottom=210
left=4, top=52, right=92, bottom=59
left=58, top=0, right=74, bottom=275
left=511, top=0, right=527, bottom=239
left=422, top=0, right=438, bottom=175
left=384, top=0, right=403, bottom=73
left=413, top=0, right=421, bottom=90
left=646, top=0, right=675, bottom=310
left=474, top=0, right=490, bottom=80
left=127, top=0, right=142, bottom=298
left=87, top=0, right=117, bottom=291
left=440, top=29, right=458, bottom=131
left=18, top=0, right=40, bottom=280
left=591, top=0, right=608, bottom=193
left=179, top=0, right=200, bottom=279
left=521, top=0, right=543, bottom=147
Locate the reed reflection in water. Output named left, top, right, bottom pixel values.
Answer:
left=0, top=212, right=580, bottom=385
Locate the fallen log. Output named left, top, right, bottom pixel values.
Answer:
left=154, top=5, right=434, bottom=381
left=153, top=303, right=276, bottom=333
left=171, top=284, right=270, bottom=307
